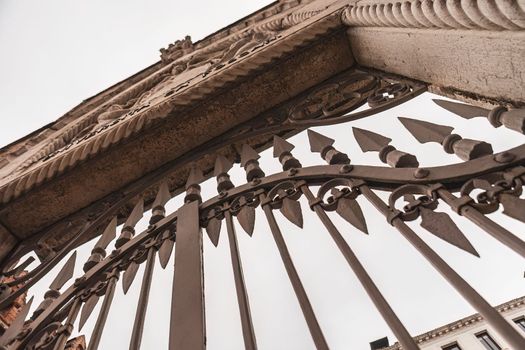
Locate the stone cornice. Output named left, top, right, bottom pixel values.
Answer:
left=0, top=0, right=315, bottom=184
left=0, top=0, right=346, bottom=206
left=342, top=0, right=525, bottom=30
left=384, top=295, right=525, bottom=349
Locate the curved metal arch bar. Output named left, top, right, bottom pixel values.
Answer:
left=201, top=145, right=525, bottom=209
left=285, top=82, right=426, bottom=128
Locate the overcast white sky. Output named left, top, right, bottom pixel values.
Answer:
left=1, top=1, right=524, bottom=350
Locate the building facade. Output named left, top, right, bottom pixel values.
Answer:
left=384, top=296, right=525, bottom=350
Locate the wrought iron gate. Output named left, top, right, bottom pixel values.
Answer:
left=0, top=69, right=524, bottom=350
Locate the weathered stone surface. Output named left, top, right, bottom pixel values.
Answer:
left=0, top=31, right=353, bottom=241
left=346, top=28, right=525, bottom=105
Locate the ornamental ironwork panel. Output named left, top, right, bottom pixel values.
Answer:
left=0, top=67, right=524, bottom=350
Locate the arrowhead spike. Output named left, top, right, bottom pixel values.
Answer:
left=419, top=208, right=479, bottom=257
left=158, top=231, right=174, bottom=269
left=79, top=294, right=100, bottom=331
left=152, top=181, right=171, bottom=209
left=50, top=251, right=77, bottom=290
left=237, top=206, right=255, bottom=236
left=398, top=117, right=454, bottom=144
left=95, top=217, right=117, bottom=250
left=214, top=155, right=233, bottom=176
left=432, top=99, right=489, bottom=119
left=206, top=217, right=222, bottom=246
left=500, top=194, right=525, bottom=224
left=240, top=144, right=260, bottom=167
left=0, top=296, right=33, bottom=347
left=280, top=198, right=303, bottom=228
left=332, top=189, right=368, bottom=234
left=122, top=262, right=140, bottom=294
left=352, top=127, right=392, bottom=152
left=273, top=136, right=295, bottom=158
left=124, top=198, right=144, bottom=229
left=307, top=129, right=334, bottom=153
left=185, top=166, right=204, bottom=189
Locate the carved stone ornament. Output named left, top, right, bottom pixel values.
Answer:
left=341, top=0, right=525, bottom=31
left=0, top=0, right=338, bottom=204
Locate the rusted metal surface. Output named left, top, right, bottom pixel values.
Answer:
left=0, top=66, right=524, bottom=350
left=169, top=199, right=204, bottom=350
left=261, top=192, right=328, bottom=349
left=353, top=127, right=419, bottom=168
left=224, top=210, right=257, bottom=350
left=399, top=117, right=494, bottom=161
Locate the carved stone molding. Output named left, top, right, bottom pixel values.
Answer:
left=342, top=0, right=525, bottom=30
left=0, top=0, right=326, bottom=184
left=0, top=0, right=344, bottom=206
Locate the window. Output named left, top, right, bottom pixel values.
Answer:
left=442, top=342, right=461, bottom=350
left=476, top=331, right=501, bottom=350
left=514, top=317, right=525, bottom=332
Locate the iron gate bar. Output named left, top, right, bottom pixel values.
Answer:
left=169, top=200, right=205, bottom=350
left=86, top=268, right=119, bottom=350
left=224, top=209, right=257, bottom=350
left=260, top=192, right=329, bottom=350
left=52, top=297, right=81, bottom=350
left=129, top=180, right=169, bottom=350
left=359, top=185, right=525, bottom=350
left=129, top=246, right=156, bottom=350
left=436, top=188, right=525, bottom=259
left=300, top=184, right=419, bottom=350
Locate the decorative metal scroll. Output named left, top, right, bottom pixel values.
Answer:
left=1, top=76, right=525, bottom=350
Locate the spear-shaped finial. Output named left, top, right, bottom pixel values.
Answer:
left=116, top=197, right=144, bottom=248
left=433, top=99, right=525, bottom=134
left=352, top=127, right=419, bottom=168
left=307, top=129, right=350, bottom=164
left=83, top=217, right=117, bottom=272
left=151, top=181, right=171, bottom=224
left=214, top=155, right=234, bottom=193
left=31, top=252, right=77, bottom=320
left=185, top=165, right=203, bottom=202
left=273, top=136, right=301, bottom=170
left=398, top=117, right=493, bottom=161
left=240, top=144, right=265, bottom=181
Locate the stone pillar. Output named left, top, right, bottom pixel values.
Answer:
left=342, top=0, right=525, bottom=106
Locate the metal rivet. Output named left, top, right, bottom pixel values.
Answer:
left=288, top=168, right=298, bottom=176
left=251, top=178, right=261, bottom=186
left=339, top=164, right=353, bottom=173
left=494, top=152, right=515, bottom=163
left=414, top=168, right=429, bottom=179
left=218, top=191, right=227, bottom=198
